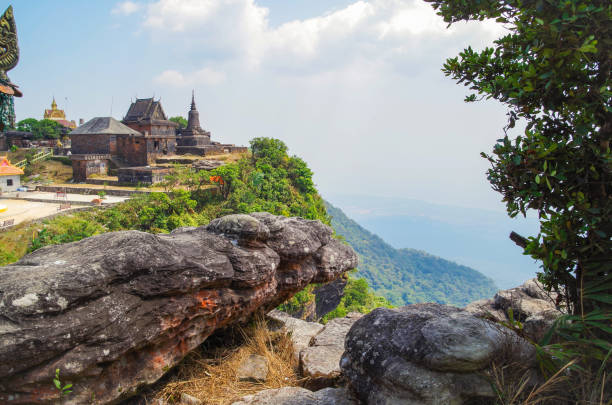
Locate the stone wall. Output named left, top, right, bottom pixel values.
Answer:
left=176, top=145, right=248, bottom=156
left=70, top=134, right=116, bottom=155
left=0, top=134, right=6, bottom=151
left=117, top=135, right=177, bottom=166
left=117, top=166, right=172, bottom=184
left=70, top=155, right=110, bottom=182
left=116, top=135, right=148, bottom=166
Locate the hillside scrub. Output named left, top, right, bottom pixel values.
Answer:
left=0, top=137, right=329, bottom=264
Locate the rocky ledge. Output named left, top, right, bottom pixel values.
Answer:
left=0, top=213, right=357, bottom=405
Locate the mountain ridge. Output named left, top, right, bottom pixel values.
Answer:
left=325, top=200, right=497, bottom=306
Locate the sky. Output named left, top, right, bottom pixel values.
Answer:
left=8, top=0, right=518, bottom=212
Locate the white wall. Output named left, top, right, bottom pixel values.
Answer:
left=0, top=175, right=21, bottom=192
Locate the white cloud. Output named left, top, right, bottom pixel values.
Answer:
left=132, top=0, right=506, bottom=74
left=112, top=1, right=142, bottom=15
left=154, top=67, right=227, bottom=86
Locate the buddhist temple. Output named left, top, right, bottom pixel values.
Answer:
left=0, top=157, right=23, bottom=192
left=43, top=98, right=76, bottom=129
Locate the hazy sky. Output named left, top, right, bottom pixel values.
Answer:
left=10, top=0, right=516, bottom=212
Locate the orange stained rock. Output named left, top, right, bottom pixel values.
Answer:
left=195, top=290, right=219, bottom=310
left=160, top=316, right=183, bottom=330
left=152, top=354, right=166, bottom=370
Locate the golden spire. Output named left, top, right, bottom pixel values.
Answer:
left=51, top=97, right=57, bottom=110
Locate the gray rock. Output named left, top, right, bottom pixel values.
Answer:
left=341, top=303, right=535, bottom=405
left=300, top=313, right=363, bottom=388
left=267, top=309, right=324, bottom=360
left=0, top=214, right=357, bottom=405
left=180, top=393, right=203, bottom=405
left=464, top=278, right=562, bottom=341
left=231, top=386, right=357, bottom=405
left=237, top=354, right=269, bottom=382
left=313, top=278, right=347, bottom=321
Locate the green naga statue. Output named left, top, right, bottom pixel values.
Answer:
left=0, top=5, right=21, bottom=131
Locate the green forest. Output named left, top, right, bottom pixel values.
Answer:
left=326, top=201, right=498, bottom=306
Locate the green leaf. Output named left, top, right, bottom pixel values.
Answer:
left=583, top=294, right=612, bottom=304
left=53, top=379, right=61, bottom=390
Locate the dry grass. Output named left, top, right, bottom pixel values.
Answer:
left=28, top=160, right=73, bottom=183
left=153, top=317, right=301, bottom=405
left=203, top=152, right=248, bottom=164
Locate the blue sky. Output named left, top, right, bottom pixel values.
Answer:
left=9, top=0, right=519, bottom=213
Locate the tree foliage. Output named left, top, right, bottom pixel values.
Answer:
left=426, top=0, right=610, bottom=356
left=15, top=118, right=63, bottom=139
left=169, top=116, right=188, bottom=129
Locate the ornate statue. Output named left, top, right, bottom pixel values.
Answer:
left=0, top=5, right=21, bottom=131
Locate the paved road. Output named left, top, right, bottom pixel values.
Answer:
left=0, top=193, right=129, bottom=227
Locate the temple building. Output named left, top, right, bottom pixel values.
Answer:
left=0, top=157, right=23, bottom=192
left=69, top=117, right=138, bottom=181
left=43, top=98, right=76, bottom=129
left=122, top=98, right=177, bottom=164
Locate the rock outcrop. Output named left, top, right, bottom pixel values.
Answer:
left=0, top=213, right=357, bottom=405
left=341, top=303, right=536, bottom=405
left=465, top=278, right=561, bottom=341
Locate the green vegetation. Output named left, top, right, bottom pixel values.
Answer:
left=277, top=275, right=393, bottom=323
left=427, top=0, right=610, bottom=401
left=326, top=201, right=498, bottom=306
left=0, top=138, right=328, bottom=262
left=15, top=118, right=63, bottom=139
left=169, top=116, right=187, bottom=129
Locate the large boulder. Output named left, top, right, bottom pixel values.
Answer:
left=464, top=278, right=562, bottom=341
left=341, top=303, right=536, bottom=405
left=0, top=213, right=357, bottom=405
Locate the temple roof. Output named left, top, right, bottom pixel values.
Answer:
left=0, top=157, right=24, bottom=175
left=124, top=98, right=169, bottom=123
left=71, top=117, right=141, bottom=135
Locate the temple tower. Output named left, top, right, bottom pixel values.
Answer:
left=177, top=91, right=211, bottom=146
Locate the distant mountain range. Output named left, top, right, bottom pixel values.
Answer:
left=325, top=201, right=498, bottom=307
left=326, top=194, right=542, bottom=289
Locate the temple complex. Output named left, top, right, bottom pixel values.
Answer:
left=66, top=94, right=246, bottom=184
left=43, top=98, right=76, bottom=129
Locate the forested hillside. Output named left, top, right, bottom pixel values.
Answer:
left=326, top=201, right=497, bottom=306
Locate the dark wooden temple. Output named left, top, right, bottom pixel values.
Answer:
left=121, top=98, right=178, bottom=165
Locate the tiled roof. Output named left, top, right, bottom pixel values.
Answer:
left=71, top=117, right=142, bottom=135
left=124, top=98, right=168, bottom=122
left=0, top=157, right=24, bottom=175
